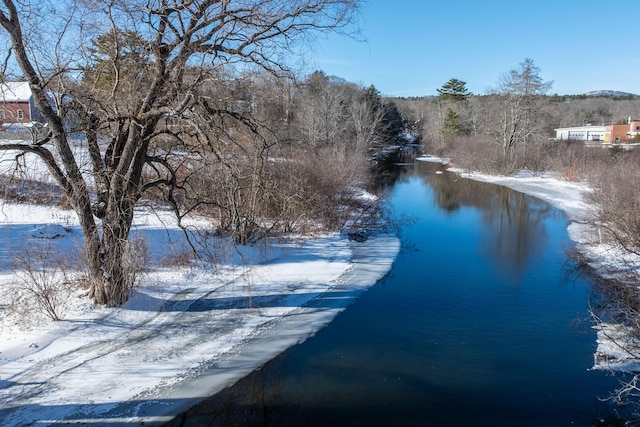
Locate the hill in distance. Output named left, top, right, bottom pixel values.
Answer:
left=583, top=90, right=637, bottom=97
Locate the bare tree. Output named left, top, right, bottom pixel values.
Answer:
left=0, top=0, right=360, bottom=306
left=486, top=58, right=553, bottom=155
left=344, top=84, right=409, bottom=155
left=298, top=71, right=349, bottom=146
left=346, top=85, right=385, bottom=153
left=297, top=75, right=395, bottom=154
left=580, top=148, right=640, bottom=416
left=589, top=150, right=640, bottom=256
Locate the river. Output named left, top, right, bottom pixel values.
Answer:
left=167, top=154, right=621, bottom=426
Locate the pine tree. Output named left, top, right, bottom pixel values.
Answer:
left=437, top=78, right=471, bottom=102
left=441, top=108, right=462, bottom=136
left=437, top=79, right=471, bottom=138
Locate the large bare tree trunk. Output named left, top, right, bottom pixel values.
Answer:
left=88, top=214, right=133, bottom=306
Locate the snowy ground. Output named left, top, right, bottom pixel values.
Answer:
left=0, top=199, right=400, bottom=426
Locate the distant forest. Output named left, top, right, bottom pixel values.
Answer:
left=391, top=92, right=640, bottom=144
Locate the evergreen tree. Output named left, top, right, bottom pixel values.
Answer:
left=379, top=101, right=405, bottom=143
left=441, top=108, right=462, bottom=136
left=437, top=78, right=471, bottom=101
left=437, top=78, right=472, bottom=137
left=84, top=30, right=151, bottom=91
left=364, top=84, right=382, bottom=109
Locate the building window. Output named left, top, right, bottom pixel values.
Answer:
left=17, top=109, right=23, bottom=120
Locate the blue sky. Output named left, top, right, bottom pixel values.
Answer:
left=309, top=0, right=640, bottom=97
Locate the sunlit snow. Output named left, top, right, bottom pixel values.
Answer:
left=0, top=199, right=400, bottom=425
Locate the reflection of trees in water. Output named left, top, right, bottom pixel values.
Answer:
left=373, top=152, right=556, bottom=284
left=168, top=158, right=609, bottom=426
left=373, top=154, right=557, bottom=284
left=484, top=188, right=552, bottom=282
left=493, top=189, right=533, bottom=263
left=414, top=161, right=554, bottom=284
left=368, top=145, right=421, bottom=192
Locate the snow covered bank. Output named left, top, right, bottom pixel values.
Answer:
left=0, top=202, right=400, bottom=426
left=455, top=169, right=591, bottom=222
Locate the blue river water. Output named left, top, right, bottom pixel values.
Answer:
left=169, top=158, right=621, bottom=426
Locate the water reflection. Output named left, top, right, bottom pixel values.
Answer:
left=166, top=150, right=620, bottom=426
left=393, top=160, right=558, bottom=287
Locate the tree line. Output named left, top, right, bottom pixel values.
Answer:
left=393, top=59, right=640, bottom=174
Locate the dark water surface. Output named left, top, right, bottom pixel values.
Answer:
left=169, top=158, right=620, bottom=426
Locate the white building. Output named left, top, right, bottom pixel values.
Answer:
left=554, top=125, right=606, bottom=141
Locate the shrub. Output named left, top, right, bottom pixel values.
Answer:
left=443, top=136, right=514, bottom=175
left=270, top=145, right=371, bottom=233
left=588, top=149, right=640, bottom=254
left=13, top=242, right=71, bottom=321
